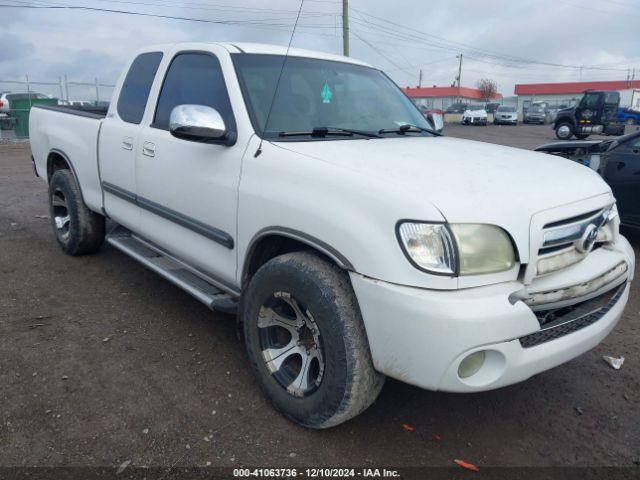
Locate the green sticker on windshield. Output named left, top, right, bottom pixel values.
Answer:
left=321, top=82, right=332, bottom=104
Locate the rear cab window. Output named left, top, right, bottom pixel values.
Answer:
left=117, top=52, right=163, bottom=124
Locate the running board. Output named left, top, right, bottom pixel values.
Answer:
left=106, top=225, right=239, bottom=315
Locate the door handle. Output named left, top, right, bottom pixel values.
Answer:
left=121, top=138, right=134, bottom=150
left=142, top=142, right=156, bottom=157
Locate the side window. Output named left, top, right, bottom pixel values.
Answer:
left=117, top=52, right=163, bottom=124
left=604, top=92, right=619, bottom=105
left=581, top=93, right=600, bottom=109
left=628, top=138, right=640, bottom=149
left=153, top=52, right=235, bottom=132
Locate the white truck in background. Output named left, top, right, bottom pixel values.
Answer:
left=29, top=42, right=635, bottom=428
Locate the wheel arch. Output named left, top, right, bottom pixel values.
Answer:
left=241, top=227, right=355, bottom=288
left=553, top=115, right=576, bottom=129
left=46, top=149, right=86, bottom=203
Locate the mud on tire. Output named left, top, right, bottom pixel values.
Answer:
left=242, top=252, right=384, bottom=428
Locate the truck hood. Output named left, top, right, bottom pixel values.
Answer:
left=277, top=136, right=612, bottom=261
left=463, top=110, right=487, bottom=117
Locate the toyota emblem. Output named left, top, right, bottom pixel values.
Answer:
left=576, top=223, right=599, bottom=253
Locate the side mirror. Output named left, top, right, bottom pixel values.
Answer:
left=169, top=105, right=227, bottom=142
left=426, top=112, right=444, bottom=134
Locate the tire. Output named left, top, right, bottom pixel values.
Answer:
left=555, top=121, right=574, bottom=140
left=574, top=133, right=590, bottom=140
left=48, top=169, right=105, bottom=255
left=626, top=118, right=636, bottom=125
left=242, top=252, right=384, bottom=429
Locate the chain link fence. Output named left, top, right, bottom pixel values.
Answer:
left=0, top=76, right=115, bottom=140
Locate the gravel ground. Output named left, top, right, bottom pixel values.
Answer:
left=1, top=125, right=639, bottom=472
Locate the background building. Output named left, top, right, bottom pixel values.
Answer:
left=514, top=80, right=640, bottom=113
left=403, top=86, right=503, bottom=110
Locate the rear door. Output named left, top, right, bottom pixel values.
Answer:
left=99, top=51, right=163, bottom=229
left=134, top=48, right=242, bottom=286
left=604, top=136, right=640, bottom=227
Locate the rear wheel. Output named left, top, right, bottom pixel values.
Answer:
left=555, top=121, right=574, bottom=140
left=242, top=252, right=384, bottom=428
left=48, top=169, right=105, bottom=255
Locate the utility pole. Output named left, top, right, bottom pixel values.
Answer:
left=342, top=0, right=349, bottom=57
left=418, top=69, right=423, bottom=88
left=64, top=74, right=69, bottom=102
left=456, top=54, right=463, bottom=101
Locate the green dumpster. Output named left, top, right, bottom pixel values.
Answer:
left=10, top=96, right=58, bottom=138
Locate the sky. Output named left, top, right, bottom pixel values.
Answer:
left=0, top=0, right=638, bottom=101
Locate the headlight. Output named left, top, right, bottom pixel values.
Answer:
left=449, top=224, right=516, bottom=275
left=397, top=223, right=456, bottom=274
left=397, top=222, right=516, bottom=276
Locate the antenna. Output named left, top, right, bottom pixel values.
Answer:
left=254, top=0, right=305, bottom=157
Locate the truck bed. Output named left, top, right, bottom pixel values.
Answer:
left=29, top=104, right=106, bottom=213
left=34, top=104, right=108, bottom=119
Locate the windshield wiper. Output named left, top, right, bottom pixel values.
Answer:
left=279, top=127, right=381, bottom=138
left=378, top=124, right=442, bottom=136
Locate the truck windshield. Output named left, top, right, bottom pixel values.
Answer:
left=232, top=54, right=432, bottom=139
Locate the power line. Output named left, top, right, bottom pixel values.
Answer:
left=0, top=0, right=337, bottom=27
left=351, top=30, right=408, bottom=72
left=349, top=6, right=634, bottom=72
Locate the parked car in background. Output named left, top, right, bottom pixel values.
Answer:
left=420, top=107, right=444, bottom=116
left=418, top=107, right=444, bottom=134
left=29, top=42, right=635, bottom=429
left=1, top=92, right=52, bottom=129
left=1, top=92, right=50, bottom=113
left=493, top=105, right=518, bottom=125
left=523, top=105, right=549, bottom=124
left=535, top=131, right=640, bottom=229
left=546, top=104, right=569, bottom=123
left=445, top=102, right=469, bottom=114
left=462, top=105, right=488, bottom=125
left=485, top=102, right=500, bottom=114
left=617, top=107, right=640, bottom=125
left=523, top=100, right=549, bottom=116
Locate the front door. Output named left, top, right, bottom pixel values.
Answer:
left=135, top=50, right=242, bottom=286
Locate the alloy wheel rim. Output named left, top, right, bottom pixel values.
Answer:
left=52, top=187, right=71, bottom=241
left=258, top=291, right=325, bottom=398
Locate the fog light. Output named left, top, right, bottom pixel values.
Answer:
left=458, top=351, right=486, bottom=379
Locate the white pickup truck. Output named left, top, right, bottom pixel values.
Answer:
left=30, top=42, right=635, bottom=428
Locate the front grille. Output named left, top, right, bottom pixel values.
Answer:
left=519, top=283, right=625, bottom=348
left=536, top=207, right=612, bottom=276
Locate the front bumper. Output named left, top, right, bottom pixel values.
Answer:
left=351, top=236, right=634, bottom=392
left=495, top=117, right=517, bottom=124
left=463, top=117, right=487, bottom=125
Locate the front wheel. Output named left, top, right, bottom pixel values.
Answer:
left=555, top=121, right=574, bottom=140
left=242, top=252, right=384, bottom=428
